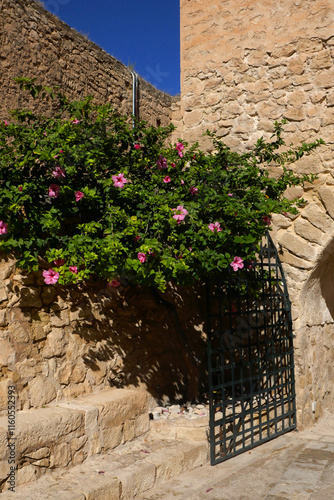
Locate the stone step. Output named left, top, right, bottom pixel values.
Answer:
left=0, top=436, right=209, bottom=499
left=148, top=414, right=209, bottom=442
left=0, top=388, right=149, bottom=491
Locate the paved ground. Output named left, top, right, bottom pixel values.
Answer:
left=138, top=415, right=334, bottom=500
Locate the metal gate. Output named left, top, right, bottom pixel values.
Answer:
left=207, top=232, right=296, bottom=465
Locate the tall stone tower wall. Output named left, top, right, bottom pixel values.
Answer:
left=181, top=0, right=334, bottom=426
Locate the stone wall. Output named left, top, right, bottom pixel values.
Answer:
left=0, top=0, right=174, bottom=127
left=180, top=0, right=334, bottom=426
left=0, top=257, right=207, bottom=415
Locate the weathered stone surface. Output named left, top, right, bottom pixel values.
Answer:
left=0, top=260, right=16, bottom=281
left=271, top=213, right=291, bottom=229
left=294, top=218, right=326, bottom=245
left=0, top=341, right=15, bottom=366
left=318, top=188, right=334, bottom=220
left=19, top=287, right=42, bottom=308
left=302, top=203, right=334, bottom=233
left=50, top=442, right=71, bottom=468
left=42, top=329, right=68, bottom=358
left=27, top=376, right=57, bottom=407
left=278, top=233, right=318, bottom=261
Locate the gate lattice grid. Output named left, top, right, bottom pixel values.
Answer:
left=206, top=232, right=296, bottom=465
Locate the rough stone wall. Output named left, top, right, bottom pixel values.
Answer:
left=0, top=258, right=207, bottom=415
left=0, top=0, right=173, bottom=127
left=180, top=0, right=334, bottom=426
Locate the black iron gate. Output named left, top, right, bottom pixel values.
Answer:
left=207, top=232, right=296, bottom=465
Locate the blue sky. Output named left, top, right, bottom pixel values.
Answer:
left=40, top=0, right=180, bottom=96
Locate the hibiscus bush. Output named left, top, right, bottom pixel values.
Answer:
left=0, top=78, right=323, bottom=290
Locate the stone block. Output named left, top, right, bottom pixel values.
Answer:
left=294, top=218, right=326, bottom=245
left=321, top=109, right=334, bottom=127
left=31, top=323, right=47, bottom=341
left=280, top=249, right=314, bottom=270
left=113, top=461, right=155, bottom=499
left=310, top=49, right=332, bottom=69
left=101, top=424, right=123, bottom=451
left=283, top=107, right=306, bottom=122
left=302, top=203, right=334, bottom=232
left=183, top=109, right=203, bottom=128
left=8, top=321, right=30, bottom=343
left=279, top=233, right=317, bottom=261
left=271, top=43, right=297, bottom=58
left=0, top=310, right=7, bottom=327
left=315, top=68, right=334, bottom=89
left=180, top=441, right=209, bottom=472
left=42, top=329, right=68, bottom=358
left=0, top=341, right=15, bottom=366
left=16, top=464, right=41, bottom=487
left=318, top=187, right=334, bottom=219
left=134, top=413, right=150, bottom=438
left=19, top=287, right=42, bottom=308
left=50, top=442, right=71, bottom=468
left=0, top=287, right=8, bottom=303
left=50, top=310, right=70, bottom=327
left=26, top=447, right=50, bottom=461
left=0, top=407, right=85, bottom=460
left=271, top=213, right=291, bottom=229
left=147, top=447, right=183, bottom=479
left=27, top=376, right=57, bottom=407
left=122, top=420, right=135, bottom=443
left=58, top=402, right=101, bottom=456
left=41, top=287, right=57, bottom=306
left=256, top=101, right=281, bottom=119
left=0, top=260, right=16, bottom=281
left=286, top=56, right=305, bottom=75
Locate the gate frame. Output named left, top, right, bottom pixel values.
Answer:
left=206, top=232, right=297, bottom=465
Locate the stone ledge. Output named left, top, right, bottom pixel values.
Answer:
left=149, top=416, right=209, bottom=442
left=0, top=438, right=209, bottom=499
left=0, top=389, right=150, bottom=491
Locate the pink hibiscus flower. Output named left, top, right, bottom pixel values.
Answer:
left=72, top=118, right=80, bottom=124
left=0, top=221, right=8, bottom=234
left=171, top=162, right=176, bottom=168
left=48, top=184, right=60, bottom=198
left=176, top=142, right=184, bottom=158
left=112, top=173, right=128, bottom=188
left=163, top=176, right=171, bottom=183
left=134, top=144, right=141, bottom=150
left=263, top=216, right=271, bottom=226
left=172, top=205, right=188, bottom=222
left=109, top=279, right=121, bottom=288
left=43, top=269, right=59, bottom=285
left=134, top=235, right=141, bottom=242
left=138, top=252, right=146, bottom=263
left=54, top=258, right=65, bottom=266
left=208, top=222, right=222, bottom=232
left=69, top=266, right=78, bottom=274
left=156, top=155, right=168, bottom=170
left=52, top=166, right=66, bottom=179
left=230, top=256, right=244, bottom=272
left=189, top=186, right=198, bottom=196
left=75, top=191, right=84, bottom=202
left=18, top=186, right=23, bottom=192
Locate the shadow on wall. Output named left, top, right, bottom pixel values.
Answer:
left=4, top=267, right=208, bottom=410
left=301, top=238, right=334, bottom=326
left=299, top=238, right=334, bottom=422
left=78, top=283, right=208, bottom=404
